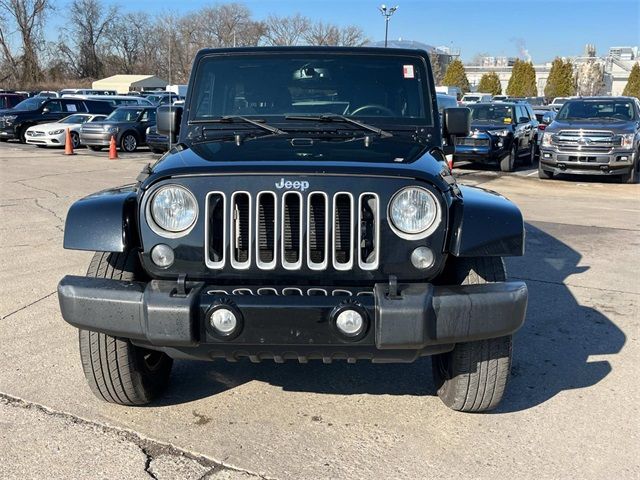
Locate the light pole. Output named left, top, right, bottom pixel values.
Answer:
left=379, top=4, right=398, bottom=48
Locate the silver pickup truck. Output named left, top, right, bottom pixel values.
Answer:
left=539, top=96, right=640, bottom=183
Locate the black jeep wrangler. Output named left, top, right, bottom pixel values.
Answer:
left=58, top=47, right=528, bottom=412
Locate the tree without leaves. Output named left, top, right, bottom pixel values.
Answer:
left=622, top=63, right=640, bottom=99
left=576, top=59, right=604, bottom=96
left=0, top=0, right=50, bottom=85
left=263, top=13, right=309, bottom=46
left=442, top=58, right=470, bottom=93
left=477, top=72, right=502, bottom=95
left=428, top=52, right=444, bottom=85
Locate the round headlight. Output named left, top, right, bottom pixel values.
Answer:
left=389, top=187, right=439, bottom=236
left=150, top=185, right=198, bottom=234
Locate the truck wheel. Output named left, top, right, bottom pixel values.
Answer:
left=78, top=251, right=173, bottom=405
left=523, top=142, right=535, bottom=166
left=621, top=157, right=638, bottom=184
left=538, top=163, right=554, bottom=179
left=432, top=257, right=513, bottom=412
left=500, top=145, right=516, bottom=172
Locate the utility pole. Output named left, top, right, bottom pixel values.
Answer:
left=379, top=5, right=399, bottom=48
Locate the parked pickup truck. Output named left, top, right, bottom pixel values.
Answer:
left=57, top=46, right=528, bottom=412
left=539, top=96, right=640, bottom=183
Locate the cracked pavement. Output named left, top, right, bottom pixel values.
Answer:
left=0, top=142, right=638, bottom=479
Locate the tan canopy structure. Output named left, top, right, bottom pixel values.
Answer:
left=92, top=75, right=168, bottom=94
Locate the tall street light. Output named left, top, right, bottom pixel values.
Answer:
left=379, top=4, right=398, bottom=48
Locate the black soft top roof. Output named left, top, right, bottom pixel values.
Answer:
left=194, top=45, right=431, bottom=59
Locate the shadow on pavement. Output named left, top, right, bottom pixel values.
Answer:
left=157, top=223, right=625, bottom=412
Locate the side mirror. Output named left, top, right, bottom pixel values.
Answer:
left=542, top=114, right=554, bottom=125
left=157, top=105, right=183, bottom=143
left=442, top=107, right=470, bottom=155
left=518, top=117, right=529, bottom=124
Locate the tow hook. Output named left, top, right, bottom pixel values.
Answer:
left=600, top=165, right=609, bottom=172
left=558, top=163, right=566, bottom=170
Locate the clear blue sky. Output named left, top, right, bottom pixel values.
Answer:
left=47, top=0, right=639, bottom=63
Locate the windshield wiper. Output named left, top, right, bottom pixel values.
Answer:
left=193, top=116, right=287, bottom=134
left=285, top=114, right=393, bottom=138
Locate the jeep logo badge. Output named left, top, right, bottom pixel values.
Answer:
left=275, top=178, right=309, bottom=192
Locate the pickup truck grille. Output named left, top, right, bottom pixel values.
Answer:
left=205, top=190, right=380, bottom=272
left=553, top=130, right=621, bottom=152
left=456, top=137, right=490, bottom=146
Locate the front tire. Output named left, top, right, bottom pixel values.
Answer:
left=538, top=162, right=554, bottom=179
left=500, top=145, right=516, bottom=172
left=120, top=133, right=138, bottom=152
left=78, top=251, right=172, bottom=405
left=620, top=156, right=638, bottom=184
left=70, top=131, right=80, bottom=149
left=432, top=257, right=513, bottom=412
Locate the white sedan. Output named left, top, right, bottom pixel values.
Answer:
left=25, top=113, right=107, bottom=148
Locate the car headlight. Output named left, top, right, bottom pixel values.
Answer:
left=620, top=133, right=635, bottom=149
left=149, top=185, right=198, bottom=235
left=49, top=129, right=64, bottom=135
left=491, top=129, right=511, bottom=137
left=3, top=115, right=17, bottom=124
left=542, top=132, right=553, bottom=147
left=104, top=126, right=118, bottom=133
left=389, top=187, right=439, bottom=237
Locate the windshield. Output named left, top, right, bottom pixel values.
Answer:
left=190, top=53, right=431, bottom=126
left=557, top=100, right=636, bottom=121
left=469, top=104, right=514, bottom=122
left=105, top=108, right=143, bottom=122
left=61, top=114, right=90, bottom=124
left=13, top=97, right=46, bottom=111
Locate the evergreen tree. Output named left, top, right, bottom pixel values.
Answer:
left=477, top=72, right=502, bottom=95
left=545, top=58, right=576, bottom=98
left=622, top=63, right=640, bottom=99
left=442, top=58, right=470, bottom=93
left=507, top=60, right=538, bottom=97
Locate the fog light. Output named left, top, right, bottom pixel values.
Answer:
left=620, top=156, right=628, bottom=161
left=497, top=140, right=503, bottom=147
left=335, top=309, right=364, bottom=337
left=209, top=308, right=238, bottom=335
left=411, top=247, right=434, bottom=269
left=543, top=153, right=551, bottom=158
left=151, top=244, right=174, bottom=268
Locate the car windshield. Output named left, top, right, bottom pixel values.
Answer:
left=469, top=104, right=514, bottom=122
left=89, top=115, right=105, bottom=122
left=190, top=53, right=431, bottom=126
left=13, top=97, right=46, bottom=111
left=61, top=114, right=90, bottom=124
left=557, top=100, right=635, bottom=121
left=105, top=108, right=143, bottom=122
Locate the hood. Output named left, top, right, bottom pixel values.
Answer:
left=27, top=122, right=75, bottom=131
left=142, top=136, right=449, bottom=190
left=470, top=123, right=513, bottom=133
left=547, top=119, right=636, bottom=134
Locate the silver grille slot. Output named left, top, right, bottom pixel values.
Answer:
left=358, top=193, right=380, bottom=270
left=307, top=192, right=329, bottom=270
left=332, top=193, right=354, bottom=270
left=256, top=192, right=277, bottom=270
left=230, top=192, right=251, bottom=269
left=281, top=191, right=303, bottom=270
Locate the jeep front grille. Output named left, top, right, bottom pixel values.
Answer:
left=205, top=190, right=380, bottom=271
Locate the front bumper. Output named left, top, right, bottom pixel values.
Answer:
left=454, top=140, right=507, bottom=163
left=58, top=276, right=528, bottom=362
left=25, top=133, right=66, bottom=146
left=80, top=131, right=113, bottom=147
left=0, top=126, right=17, bottom=139
left=539, top=148, right=636, bottom=175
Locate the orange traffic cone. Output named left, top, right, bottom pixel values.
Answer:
left=64, top=128, right=75, bottom=155
left=447, top=154, right=454, bottom=171
left=109, top=135, right=118, bottom=160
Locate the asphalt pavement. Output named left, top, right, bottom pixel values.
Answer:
left=1, top=142, right=638, bottom=479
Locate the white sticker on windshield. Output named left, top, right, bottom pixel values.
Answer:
left=403, top=65, right=415, bottom=78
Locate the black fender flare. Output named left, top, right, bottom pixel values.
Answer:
left=63, top=186, right=139, bottom=252
left=448, top=185, right=525, bottom=257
